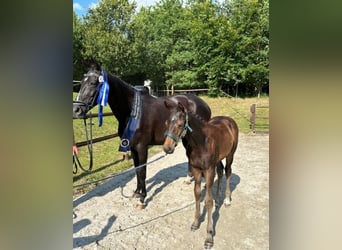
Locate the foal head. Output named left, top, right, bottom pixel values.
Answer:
left=163, top=101, right=192, bottom=154
left=73, top=60, right=103, bottom=118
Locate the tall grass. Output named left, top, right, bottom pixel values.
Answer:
left=73, top=95, right=268, bottom=197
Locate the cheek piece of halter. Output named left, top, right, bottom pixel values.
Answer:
left=164, top=112, right=193, bottom=144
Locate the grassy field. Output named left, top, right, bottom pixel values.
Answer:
left=73, top=95, right=269, bottom=197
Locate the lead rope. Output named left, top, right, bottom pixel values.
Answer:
left=73, top=113, right=93, bottom=174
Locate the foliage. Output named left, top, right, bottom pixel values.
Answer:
left=73, top=11, right=85, bottom=80
left=81, top=0, right=137, bottom=77
left=73, top=0, right=269, bottom=97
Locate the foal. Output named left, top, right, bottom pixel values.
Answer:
left=163, top=101, right=239, bottom=249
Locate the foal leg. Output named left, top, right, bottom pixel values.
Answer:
left=215, top=162, right=224, bottom=204
left=184, top=162, right=193, bottom=185
left=203, top=168, right=215, bottom=249
left=224, top=155, right=234, bottom=207
left=191, top=167, right=202, bottom=231
left=183, top=139, right=193, bottom=185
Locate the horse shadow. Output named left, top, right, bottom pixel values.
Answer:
left=73, top=167, right=136, bottom=210
left=73, top=215, right=116, bottom=248
left=73, top=160, right=188, bottom=210
left=144, top=162, right=188, bottom=205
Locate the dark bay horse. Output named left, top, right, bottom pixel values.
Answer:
left=163, top=101, right=238, bottom=249
left=73, top=61, right=211, bottom=208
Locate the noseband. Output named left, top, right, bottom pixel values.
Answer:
left=164, top=112, right=193, bottom=143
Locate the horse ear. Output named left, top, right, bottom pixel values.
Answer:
left=82, top=57, right=101, bottom=71
left=164, top=100, right=176, bottom=111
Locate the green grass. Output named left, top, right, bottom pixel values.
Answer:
left=200, top=95, right=269, bottom=133
left=73, top=94, right=268, bottom=197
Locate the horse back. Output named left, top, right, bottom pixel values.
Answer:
left=206, top=116, right=239, bottom=155
left=169, top=94, right=211, bottom=121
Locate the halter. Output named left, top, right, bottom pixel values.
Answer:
left=164, top=112, right=193, bottom=143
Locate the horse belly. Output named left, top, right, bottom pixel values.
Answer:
left=189, top=151, right=215, bottom=170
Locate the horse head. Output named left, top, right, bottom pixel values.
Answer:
left=163, top=101, right=192, bottom=154
left=73, top=59, right=103, bottom=118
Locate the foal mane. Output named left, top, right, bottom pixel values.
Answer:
left=187, top=110, right=207, bottom=126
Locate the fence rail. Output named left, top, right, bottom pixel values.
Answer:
left=73, top=112, right=118, bottom=148
left=250, top=104, right=269, bottom=133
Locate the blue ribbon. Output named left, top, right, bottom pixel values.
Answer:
left=119, top=90, right=142, bottom=152
left=96, top=70, right=109, bottom=127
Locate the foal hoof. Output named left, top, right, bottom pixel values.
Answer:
left=204, top=241, right=214, bottom=249
left=183, top=176, right=193, bottom=185
left=183, top=180, right=192, bottom=185
left=191, top=225, right=199, bottom=231
left=134, top=203, right=146, bottom=210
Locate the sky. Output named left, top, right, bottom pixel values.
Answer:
left=73, top=0, right=158, bottom=17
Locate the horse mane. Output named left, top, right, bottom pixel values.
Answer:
left=108, top=73, right=135, bottom=93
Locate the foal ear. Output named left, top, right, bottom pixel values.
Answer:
left=177, top=102, right=186, bottom=113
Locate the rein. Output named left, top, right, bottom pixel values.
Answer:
left=164, top=112, right=193, bottom=143
left=73, top=114, right=93, bottom=174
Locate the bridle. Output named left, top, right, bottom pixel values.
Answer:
left=73, top=71, right=102, bottom=113
left=164, top=111, right=193, bottom=143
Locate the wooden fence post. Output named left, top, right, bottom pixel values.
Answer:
left=250, top=103, right=256, bottom=133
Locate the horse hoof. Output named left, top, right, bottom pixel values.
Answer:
left=204, top=241, right=214, bottom=249
left=183, top=180, right=191, bottom=185
left=224, top=198, right=231, bottom=207
left=132, top=193, right=142, bottom=199
left=191, top=225, right=199, bottom=231
left=134, top=203, right=146, bottom=209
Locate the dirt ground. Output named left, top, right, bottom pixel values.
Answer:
left=73, top=133, right=269, bottom=250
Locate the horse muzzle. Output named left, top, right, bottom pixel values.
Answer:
left=163, top=136, right=177, bottom=154
left=73, top=102, right=88, bottom=119
left=163, top=144, right=175, bottom=154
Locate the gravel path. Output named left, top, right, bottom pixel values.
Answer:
left=73, top=133, right=269, bottom=250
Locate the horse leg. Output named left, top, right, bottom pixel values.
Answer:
left=216, top=162, right=224, bottom=205
left=191, top=167, right=202, bottom=231
left=203, top=168, right=215, bottom=249
left=183, top=163, right=192, bottom=184
left=224, top=155, right=234, bottom=207
left=182, top=139, right=193, bottom=185
left=131, top=147, right=148, bottom=208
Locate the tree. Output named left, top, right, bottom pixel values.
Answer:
left=73, top=11, right=85, bottom=80
left=81, top=0, right=136, bottom=77
left=73, top=0, right=269, bottom=96
left=226, top=0, right=269, bottom=97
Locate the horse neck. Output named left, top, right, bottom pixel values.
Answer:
left=107, top=74, right=135, bottom=123
left=185, top=112, right=207, bottom=146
